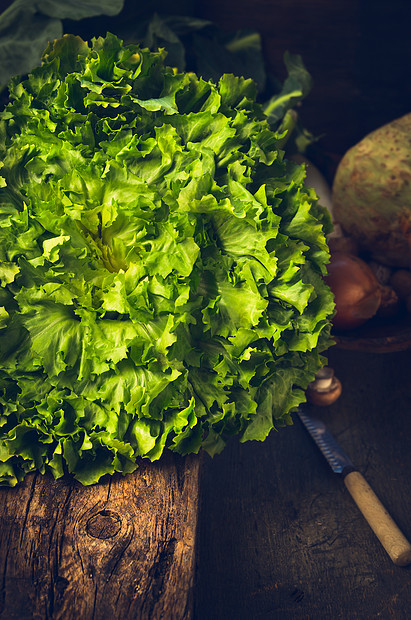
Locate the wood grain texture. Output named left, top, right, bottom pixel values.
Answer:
left=195, top=348, right=411, bottom=619
left=0, top=451, right=200, bottom=620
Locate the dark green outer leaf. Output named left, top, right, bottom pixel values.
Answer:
left=0, top=0, right=124, bottom=87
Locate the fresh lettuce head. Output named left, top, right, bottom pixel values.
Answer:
left=0, top=33, right=334, bottom=486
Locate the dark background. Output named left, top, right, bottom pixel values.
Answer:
left=196, top=0, right=411, bottom=156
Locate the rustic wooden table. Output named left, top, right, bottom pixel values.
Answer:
left=195, top=346, right=411, bottom=619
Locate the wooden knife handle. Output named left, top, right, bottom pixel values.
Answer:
left=344, top=471, right=411, bottom=567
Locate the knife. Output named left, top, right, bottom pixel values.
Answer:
left=297, top=407, right=411, bottom=567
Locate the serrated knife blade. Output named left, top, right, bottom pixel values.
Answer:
left=297, top=408, right=354, bottom=475
left=297, top=406, right=411, bottom=567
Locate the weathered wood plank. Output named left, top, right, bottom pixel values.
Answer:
left=0, top=451, right=200, bottom=620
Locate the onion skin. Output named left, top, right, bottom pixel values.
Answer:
left=325, top=252, right=382, bottom=330
left=389, top=269, right=411, bottom=300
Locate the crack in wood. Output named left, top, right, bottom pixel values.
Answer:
left=0, top=535, right=11, bottom=615
left=290, top=587, right=305, bottom=603
left=19, top=473, right=38, bottom=548
left=46, top=574, right=55, bottom=620
left=105, top=529, right=135, bottom=582
left=106, top=477, right=113, bottom=503
left=91, top=582, right=99, bottom=620
left=141, top=538, right=179, bottom=619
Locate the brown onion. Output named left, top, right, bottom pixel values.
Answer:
left=324, top=252, right=382, bottom=330
left=389, top=269, right=411, bottom=300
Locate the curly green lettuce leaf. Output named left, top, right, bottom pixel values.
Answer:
left=0, top=34, right=334, bottom=486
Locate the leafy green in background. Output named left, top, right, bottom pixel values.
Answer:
left=0, top=0, right=125, bottom=89
left=0, top=34, right=334, bottom=486
left=0, top=2, right=314, bottom=152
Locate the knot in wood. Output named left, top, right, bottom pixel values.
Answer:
left=86, top=510, right=121, bottom=539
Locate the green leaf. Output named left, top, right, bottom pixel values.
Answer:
left=263, top=52, right=313, bottom=126
left=0, top=34, right=333, bottom=486
left=0, top=0, right=124, bottom=87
